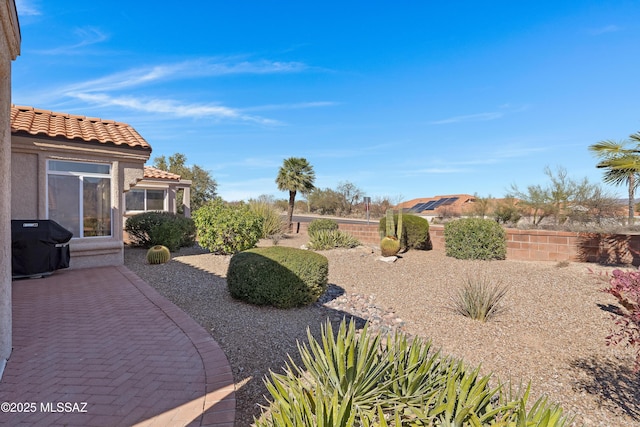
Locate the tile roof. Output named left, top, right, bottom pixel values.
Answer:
left=10, top=105, right=151, bottom=150
left=143, top=166, right=181, bottom=181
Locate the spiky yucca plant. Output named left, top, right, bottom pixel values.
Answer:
left=308, top=229, right=360, bottom=250
left=452, top=275, right=508, bottom=322
left=254, top=319, right=571, bottom=426
left=146, top=245, right=170, bottom=264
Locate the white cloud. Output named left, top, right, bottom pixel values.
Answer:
left=64, top=58, right=309, bottom=93
left=428, top=104, right=529, bottom=125
left=35, top=26, right=109, bottom=55
left=33, top=57, right=315, bottom=126
left=217, top=177, right=280, bottom=201
left=428, top=112, right=503, bottom=125
left=211, top=157, right=282, bottom=171
left=403, top=167, right=469, bottom=175
left=589, top=25, right=621, bottom=35
left=15, top=0, right=41, bottom=16
left=242, top=101, right=337, bottom=112
left=67, top=92, right=281, bottom=125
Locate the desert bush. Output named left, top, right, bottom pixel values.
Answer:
left=255, top=319, right=571, bottom=426
left=193, top=198, right=263, bottom=255
left=307, top=218, right=339, bottom=237
left=125, top=211, right=196, bottom=251
left=308, top=229, right=360, bottom=250
left=227, top=246, right=328, bottom=308
left=601, top=269, right=640, bottom=371
left=378, top=213, right=430, bottom=250
left=451, top=275, right=508, bottom=322
left=249, top=200, right=286, bottom=238
left=494, top=197, right=521, bottom=225
left=444, top=218, right=506, bottom=260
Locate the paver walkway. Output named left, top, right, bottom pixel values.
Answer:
left=0, top=265, right=235, bottom=426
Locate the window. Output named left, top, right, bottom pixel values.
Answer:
left=47, top=160, right=112, bottom=238
left=125, top=189, right=166, bottom=212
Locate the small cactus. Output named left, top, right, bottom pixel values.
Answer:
left=146, top=245, right=171, bottom=264
left=397, top=208, right=403, bottom=247
left=385, top=208, right=395, bottom=237
left=380, top=236, right=400, bottom=257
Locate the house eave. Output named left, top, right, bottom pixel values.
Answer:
left=1, top=0, right=20, bottom=60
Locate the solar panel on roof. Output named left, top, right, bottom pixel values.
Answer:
left=422, top=200, right=439, bottom=210
left=441, top=197, right=459, bottom=206
left=412, top=202, right=432, bottom=211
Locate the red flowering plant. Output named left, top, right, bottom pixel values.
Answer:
left=601, top=269, right=640, bottom=371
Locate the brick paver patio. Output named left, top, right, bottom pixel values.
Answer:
left=0, top=265, right=235, bottom=426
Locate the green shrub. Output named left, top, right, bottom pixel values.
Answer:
left=378, top=213, right=430, bottom=250
left=307, top=218, right=339, bottom=237
left=125, top=211, right=196, bottom=251
left=193, top=198, right=263, bottom=255
left=308, top=229, right=360, bottom=250
left=255, top=319, right=572, bottom=426
left=451, top=275, right=508, bottom=322
left=249, top=200, right=285, bottom=238
left=444, top=218, right=507, bottom=260
left=227, top=247, right=328, bottom=308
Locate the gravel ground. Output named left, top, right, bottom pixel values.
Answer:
left=124, top=234, right=640, bottom=426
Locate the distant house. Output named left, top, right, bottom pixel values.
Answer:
left=125, top=166, right=192, bottom=218
left=398, top=194, right=476, bottom=218
left=10, top=105, right=190, bottom=269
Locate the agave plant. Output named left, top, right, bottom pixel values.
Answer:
left=254, top=319, right=572, bottom=426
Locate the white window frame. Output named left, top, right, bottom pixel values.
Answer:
left=46, top=159, right=112, bottom=239
left=125, top=187, right=168, bottom=213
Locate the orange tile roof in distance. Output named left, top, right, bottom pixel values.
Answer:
left=10, top=105, right=151, bottom=150
left=143, top=166, right=181, bottom=181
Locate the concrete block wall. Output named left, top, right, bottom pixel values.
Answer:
left=295, top=221, right=381, bottom=245
left=295, top=220, right=640, bottom=265
left=429, top=224, right=640, bottom=265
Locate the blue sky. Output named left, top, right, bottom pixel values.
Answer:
left=12, top=1, right=640, bottom=202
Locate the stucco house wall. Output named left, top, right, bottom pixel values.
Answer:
left=10, top=106, right=152, bottom=270
left=1, top=0, right=20, bottom=380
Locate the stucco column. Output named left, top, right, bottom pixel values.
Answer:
left=0, top=0, right=20, bottom=380
left=181, top=184, right=191, bottom=217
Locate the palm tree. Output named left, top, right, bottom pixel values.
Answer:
left=589, top=132, right=640, bottom=224
left=276, top=157, right=316, bottom=231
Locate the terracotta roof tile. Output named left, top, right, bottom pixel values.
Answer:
left=10, top=105, right=151, bottom=150
left=143, top=166, right=181, bottom=181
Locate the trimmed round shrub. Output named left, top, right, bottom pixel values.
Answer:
left=444, top=218, right=506, bottom=260
left=193, top=198, right=264, bottom=255
left=125, top=211, right=196, bottom=251
left=307, top=218, right=339, bottom=238
left=227, top=247, right=328, bottom=308
left=379, top=213, right=430, bottom=250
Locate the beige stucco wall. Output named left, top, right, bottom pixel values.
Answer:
left=10, top=151, right=37, bottom=218
left=0, top=0, right=20, bottom=379
left=10, top=135, right=150, bottom=270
